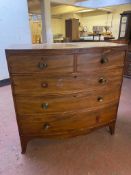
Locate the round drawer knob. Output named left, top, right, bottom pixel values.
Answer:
left=97, top=97, right=103, bottom=102
left=41, top=82, right=48, bottom=88
left=42, top=103, right=49, bottom=109
left=100, top=55, right=108, bottom=64
left=38, top=63, right=48, bottom=69
left=43, top=123, right=50, bottom=130
left=98, top=77, right=107, bottom=84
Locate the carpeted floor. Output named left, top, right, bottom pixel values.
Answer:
left=0, top=78, right=131, bottom=175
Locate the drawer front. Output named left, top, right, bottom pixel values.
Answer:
left=12, top=68, right=123, bottom=96
left=8, top=54, right=74, bottom=74
left=19, top=104, right=117, bottom=136
left=15, top=89, right=120, bottom=115
left=77, top=50, right=125, bottom=72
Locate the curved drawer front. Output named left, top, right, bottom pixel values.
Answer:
left=19, top=104, right=117, bottom=136
left=77, top=50, right=125, bottom=72
left=12, top=68, right=123, bottom=96
left=15, top=88, right=120, bottom=115
left=8, top=54, right=74, bottom=74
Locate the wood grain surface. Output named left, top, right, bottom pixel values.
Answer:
left=6, top=43, right=127, bottom=153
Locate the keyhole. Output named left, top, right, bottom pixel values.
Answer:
left=73, top=94, right=77, bottom=98
left=74, top=75, right=77, bottom=79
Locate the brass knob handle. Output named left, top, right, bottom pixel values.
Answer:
left=43, top=123, right=50, bottom=130
left=42, top=103, right=49, bottom=109
left=41, top=82, right=48, bottom=88
left=38, top=63, right=48, bottom=69
left=100, top=55, right=108, bottom=64
left=97, top=97, right=103, bottom=102
left=98, top=77, right=107, bottom=84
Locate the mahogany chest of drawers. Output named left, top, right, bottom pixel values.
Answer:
left=6, top=42, right=127, bottom=154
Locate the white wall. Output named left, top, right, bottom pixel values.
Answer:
left=51, top=13, right=82, bottom=37
left=0, top=0, right=31, bottom=80
left=51, top=18, right=65, bottom=35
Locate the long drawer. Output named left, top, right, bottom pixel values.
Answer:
left=8, top=54, right=74, bottom=74
left=19, top=104, right=117, bottom=136
left=77, top=50, right=125, bottom=72
left=15, top=88, right=120, bottom=115
left=12, top=68, right=123, bottom=96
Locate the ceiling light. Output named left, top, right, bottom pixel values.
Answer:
left=76, top=9, right=94, bottom=13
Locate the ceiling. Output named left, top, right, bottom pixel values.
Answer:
left=75, top=0, right=131, bottom=8
left=28, top=0, right=88, bottom=14
left=27, top=0, right=131, bottom=15
left=28, top=0, right=86, bottom=9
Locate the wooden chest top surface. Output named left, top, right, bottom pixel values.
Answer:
left=6, top=42, right=126, bottom=49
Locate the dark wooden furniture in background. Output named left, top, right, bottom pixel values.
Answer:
left=6, top=42, right=127, bottom=154
left=119, top=11, right=131, bottom=41
left=118, top=11, right=131, bottom=78
left=65, top=18, right=79, bottom=41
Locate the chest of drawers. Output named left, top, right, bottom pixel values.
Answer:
left=6, top=42, right=127, bottom=154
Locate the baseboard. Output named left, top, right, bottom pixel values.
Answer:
left=124, top=75, right=131, bottom=79
left=0, top=78, right=10, bottom=87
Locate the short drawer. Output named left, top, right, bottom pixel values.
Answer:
left=77, top=50, right=125, bottom=72
left=19, top=104, right=117, bottom=136
left=8, top=54, right=74, bottom=74
left=15, top=88, right=120, bottom=115
left=12, top=68, right=123, bottom=96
